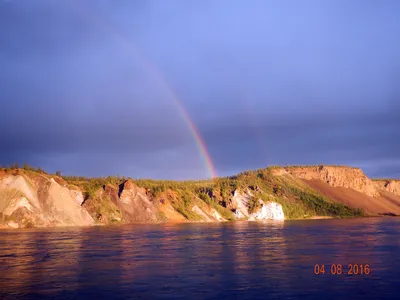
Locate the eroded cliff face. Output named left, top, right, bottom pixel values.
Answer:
left=285, top=166, right=380, bottom=197
left=117, top=180, right=160, bottom=223
left=0, top=172, right=235, bottom=228
left=374, top=180, right=400, bottom=196
left=0, top=173, right=93, bottom=229
left=278, top=166, right=400, bottom=216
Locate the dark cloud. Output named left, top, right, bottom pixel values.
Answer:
left=1, top=0, right=399, bottom=179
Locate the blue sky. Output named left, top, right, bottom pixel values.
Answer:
left=1, top=0, right=399, bottom=179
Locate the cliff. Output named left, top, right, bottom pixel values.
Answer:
left=277, top=166, right=400, bottom=215
left=374, top=180, right=400, bottom=196
left=0, top=164, right=399, bottom=229
left=0, top=171, right=93, bottom=228
left=284, top=166, right=380, bottom=197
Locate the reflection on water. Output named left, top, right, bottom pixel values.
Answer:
left=1, top=218, right=400, bottom=299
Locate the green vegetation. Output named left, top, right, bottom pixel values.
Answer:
left=248, top=196, right=262, bottom=214
left=172, top=190, right=201, bottom=221
left=282, top=165, right=360, bottom=169
left=87, top=193, right=121, bottom=224
left=61, top=166, right=364, bottom=220
left=2, top=163, right=48, bottom=174
left=229, top=167, right=364, bottom=219
left=372, top=178, right=399, bottom=182
left=198, top=192, right=234, bottom=220
left=287, top=186, right=363, bottom=217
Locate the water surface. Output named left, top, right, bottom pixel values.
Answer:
left=1, top=218, right=400, bottom=299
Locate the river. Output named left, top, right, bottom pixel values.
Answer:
left=1, top=217, right=400, bottom=299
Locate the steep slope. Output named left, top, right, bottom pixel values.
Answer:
left=153, top=190, right=187, bottom=222
left=301, top=179, right=400, bottom=215
left=285, top=166, right=379, bottom=197
left=0, top=171, right=93, bottom=228
left=117, top=180, right=161, bottom=223
left=283, top=166, right=400, bottom=216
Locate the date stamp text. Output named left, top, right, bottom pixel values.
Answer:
left=314, top=264, right=371, bottom=275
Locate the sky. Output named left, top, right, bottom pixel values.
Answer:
left=1, top=0, right=399, bottom=180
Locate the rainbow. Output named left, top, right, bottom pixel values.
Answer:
left=71, top=3, right=217, bottom=179
left=168, top=94, right=217, bottom=179
left=143, top=61, right=217, bottom=179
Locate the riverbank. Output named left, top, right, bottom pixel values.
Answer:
left=1, top=165, right=399, bottom=229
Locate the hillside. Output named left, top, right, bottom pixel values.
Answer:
left=0, top=165, right=399, bottom=229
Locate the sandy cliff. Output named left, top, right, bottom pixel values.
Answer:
left=374, top=180, right=400, bottom=196
left=0, top=171, right=244, bottom=228
left=285, top=166, right=380, bottom=197
left=0, top=172, right=93, bottom=228
left=117, top=180, right=160, bottom=223
left=282, top=166, right=400, bottom=215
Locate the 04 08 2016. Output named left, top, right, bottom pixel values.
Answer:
left=314, top=264, right=371, bottom=275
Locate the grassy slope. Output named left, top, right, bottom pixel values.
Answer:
left=60, top=167, right=364, bottom=221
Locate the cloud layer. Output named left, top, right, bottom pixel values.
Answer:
left=1, top=0, right=399, bottom=179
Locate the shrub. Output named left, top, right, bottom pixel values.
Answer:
left=248, top=196, right=262, bottom=214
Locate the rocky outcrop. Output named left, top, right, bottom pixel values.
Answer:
left=0, top=174, right=93, bottom=228
left=231, top=190, right=252, bottom=218
left=286, top=166, right=380, bottom=197
left=69, top=189, right=84, bottom=206
left=104, top=184, right=119, bottom=205
left=44, top=178, right=94, bottom=226
left=231, top=189, right=285, bottom=220
left=81, top=185, right=121, bottom=224
left=117, top=180, right=160, bottom=223
left=0, top=175, right=40, bottom=209
left=374, top=180, right=400, bottom=196
left=248, top=202, right=285, bottom=221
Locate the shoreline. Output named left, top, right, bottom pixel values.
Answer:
left=2, top=215, right=396, bottom=231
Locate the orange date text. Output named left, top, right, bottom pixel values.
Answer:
left=314, top=264, right=370, bottom=275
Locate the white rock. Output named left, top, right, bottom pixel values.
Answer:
left=249, top=201, right=284, bottom=220
left=3, top=196, right=33, bottom=216
left=7, top=221, right=19, bottom=228
left=69, top=190, right=84, bottom=206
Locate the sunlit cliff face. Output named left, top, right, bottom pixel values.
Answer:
left=1, top=164, right=400, bottom=229
left=248, top=202, right=285, bottom=221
